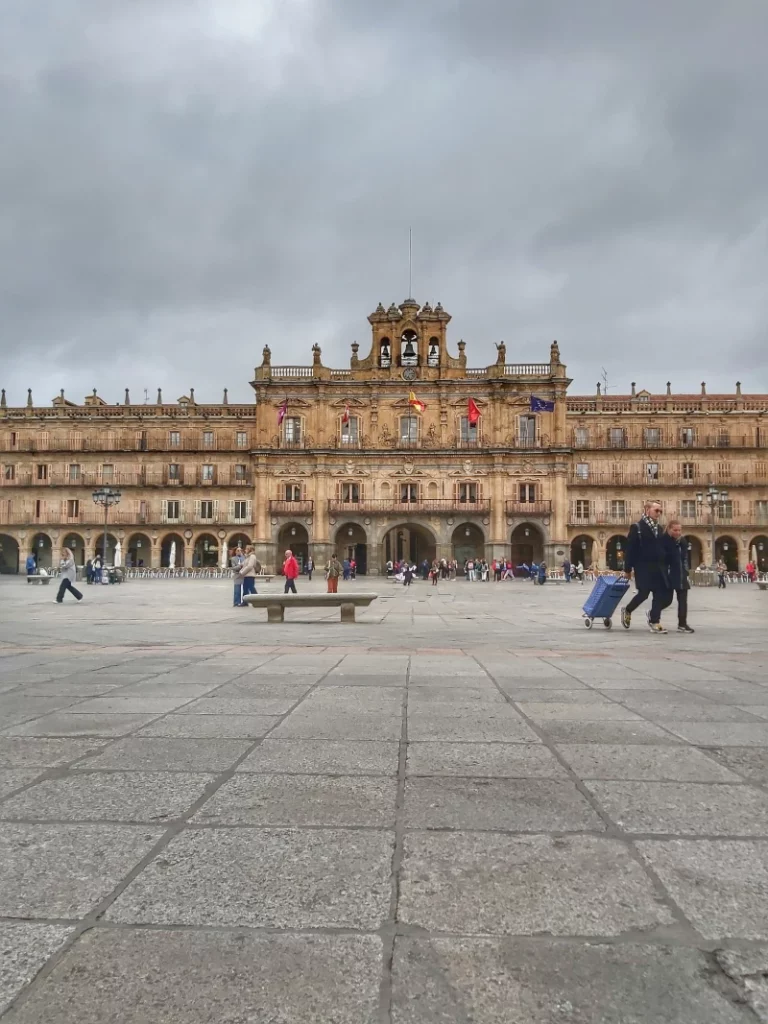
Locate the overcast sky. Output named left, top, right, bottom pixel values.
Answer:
left=1, top=0, right=767, bottom=406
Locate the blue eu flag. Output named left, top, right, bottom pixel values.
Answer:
left=530, top=395, right=555, bottom=413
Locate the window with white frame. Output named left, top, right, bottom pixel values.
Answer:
left=233, top=500, right=249, bottom=521
left=755, top=500, right=768, bottom=521
left=460, top=416, right=477, bottom=444
left=575, top=499, right=591, bottom=519
left=201, top=464, right=214, bottom=482
left=518, top=415, right=536, bottom=445
left=608, top=427, right=626, bottom=448
left=400, top=483, right=418, bottom=503
left=66, top=499, right=79, bottom=519
left=168, top=463, right=180, bottom=481
left=199, top=500, right=215, bottom=521
left=680, top=499, right=697, bottom=518
left=575, top=463, right=589, bottom=480
left=36, top=464, right=48, bottom=481
left=341, top=482, right=360, bottom=503
left=169, top=431, right=180, bottom=448
left=400, top=416, right=418, bottom=442
left=643, top=427, right=661, bottom=447
left=680, top=427, right=695, bottom=446
left=646, top=462, right=660, bottom=481
left=610, top=499, right=626, bottom=518
left=236, top=431, right=248, bottom=448
left=3, top=465, right=15, bottom=481
left=459, top=482, right=478, bottom=503
left=165, top=500, right=181, bottom=522
left=341, top=417, right=359, bottom=444
left=284, top=483, right=301, bottom=502
left=202, top=431, right=215, bottom=449
left=283, top=417, right=302, bottom=445
left=519, top=483, right=536, bottom=503
left=68, top=464, right=80, bottom=482
left=234, top=464, right=247, bottom=482
left=682, top=462, right=695, bottom=481
left=101, top=464, right=114, bottom=481
left=574, top=427, right=589, bottom=446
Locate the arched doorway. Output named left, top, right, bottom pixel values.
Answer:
left=277, top=523, right=309, bottom=573
left=127, top=532, right=151, bottom=568
left=452, top=523, right=485, bottom=566
left=382, top=523, right=436, bottom=568
left=751, top=536, right=768, bottom=573
left=715, top=535, right=739, bottom=571
left=32, top=532, right=53, bottom=569
left=0, top=534, right=19, bottom=574
left=94, top=533, right=118, bottom=565
left=62, top=532, right=85, bottom=567
left=335, top=523, right=367, bottom=575
left=606, top=535, right=627, bottom=571
left=511, top=523, right=544, bottom=568
left=193, top=533, right=219, bottom=568
left=161, top=533, right=185, bottom=568
left=570, top=534, right=595, bottom=568
left=685, top=536, right=703, bottom=570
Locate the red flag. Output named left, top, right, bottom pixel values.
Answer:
left=342, top=403, right=350, bottom=424
left=277, top=398, right=288, bottom=425
left=467, top=398, right=481, bottom=425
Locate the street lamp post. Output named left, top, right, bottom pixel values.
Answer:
left=696, top=483, right=728, bottom=569
left=92, top=487, right=121, bottom=583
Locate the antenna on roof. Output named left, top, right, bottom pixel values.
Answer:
left=408, top=227, right=412, bottom=300
left=143, top=388, right=149, bottom=404
left=600, top=367, right=616, bottom=394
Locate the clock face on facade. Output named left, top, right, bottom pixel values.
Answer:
left=402, top=368, right=417, bottom=381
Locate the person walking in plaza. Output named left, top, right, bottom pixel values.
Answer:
left=55, top=547, right=83, bottom=603
left=26, top=552, right=36, bottom=577
left=562, top=557, right=571, bottom=582
left=230, top=545, right=245, bottom=607
left=325, top=554, right=341, bottom=593
left=403, top=564, right=414, bottom=587
left=306, top=555, right=315, bottom=581
left=282, top=549, right=299, bottom=594
left=236, top=545, right=260, bottom=606
left=716, top=559, right=728, bottom=589
left=663, top=520, right=694, bottom=634
left=621, top=500, right=673, bottom=634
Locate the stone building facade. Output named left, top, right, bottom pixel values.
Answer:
left=1, top=298, right=767, bottom=575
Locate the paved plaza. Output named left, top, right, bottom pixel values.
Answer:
left=1, top=574, right=767, bottom=1022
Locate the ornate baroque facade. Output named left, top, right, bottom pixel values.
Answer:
left=2, top=298, right=767, bottom=575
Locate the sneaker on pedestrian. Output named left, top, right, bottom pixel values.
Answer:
left=620, top=607, right=631, bottom=629
left=648, top=622, right=667, bottom=634
left=677, top=625, right=695, bottom=633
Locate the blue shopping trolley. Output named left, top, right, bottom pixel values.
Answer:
left=581, top=574, right=630, bottom=630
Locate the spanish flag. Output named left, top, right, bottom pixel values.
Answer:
left=408, top=391, right=426, bottom=414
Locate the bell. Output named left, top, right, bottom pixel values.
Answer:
left=403, top=338, right=416, bottom=359
left=381, top=340, right=390, bottom=357
left=428, top=340, right=438, bottom=359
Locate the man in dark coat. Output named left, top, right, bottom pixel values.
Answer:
left=664, top=519, right=695, bottom=634
left=621, top=500, right=673, bottom=634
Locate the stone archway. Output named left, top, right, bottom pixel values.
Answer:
left=161, top=533, right=185, bottom=568
left=0, top=534, right=19, bottom=574
left=511, top=522, right=544, bottom=568
left=335, top=522, right=367, bottom=575
left=382, top=522, right=436, bottom=569
left=751, top=536, right=768, bottom=573
left=684, top=536, right=703, bottom=570
left=32, top=532, right=53, bottom=569
left=452, top=523, right=486, bottom=566
left=127, top=532, right=152, bottom=569
left=94, top=533, right=118, bottom=565
left=715, top=535, right=739, bottom=571
left=277, top=522, right=309, bottom=572
left=606, top=534, right=627, bottom=571
left=570, top=534, right=595, bottom=568
left=62, top=532, right=86, bottom=568
left=193, top=533, right=219, bottom=568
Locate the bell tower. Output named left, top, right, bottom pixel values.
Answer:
left=365, top=298, right=453, bottom=378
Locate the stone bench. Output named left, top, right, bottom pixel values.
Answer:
left=243, top=592, right=378, bottom=622
left=27, top=575, right=52, bottom=585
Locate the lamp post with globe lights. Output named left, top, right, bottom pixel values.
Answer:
left=696, top=483, right=728, bottom=569
left=92, top=487, right=121, bottom=582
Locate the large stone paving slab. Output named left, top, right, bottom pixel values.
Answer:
left=3, top=712, right=163, bottom=738
left=237, top=738, right=399, bottom=775
left=82, top=737, right=251, bottom=771
left=2, top=928, right=382, bottom=1024
left=0, top=768, right=44, bottom=799
left=406, top=741, right=565, bottom=777
left=554, top=743, right=742, bottom=781
left=0, top=921, right=73, bottom=1015
left=107, top=827, right=393, bottom=928
left=391, top=938, right=748, bottom=1024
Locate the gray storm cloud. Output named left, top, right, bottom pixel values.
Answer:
left=1, top=0, right=766, bottom=405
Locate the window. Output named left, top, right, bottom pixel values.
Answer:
left=459, top=482, right=478, bottom=503
left=68, top=464, right=80, bottom=483
left=575, top=463, right=589, bottom=480
left=518, top=416, right=536, bottom=445
left=36, top=464, right=48, bottom=482
left=166, top=500, right=180, bottom=521
left=169, top=431, right=180, bottom=448
left=285, top=483, right=301, bottom=502
left=400, top=483, right=418, bottom=503
left=716, top=430, right=730, bottom=448
left=234, top=500, right=249, bottom=521
left=756, top=500, right=768, bottom=521
left=66, top=499, right=79, bottom=519
left=646, top=462, right=659, bottom=481
left=341, top=417, right=359, bottom=444
left=168, top=463, right=180, bottom=481
left=519, top=483, right=536, bottom=503
left=10, top=432, right=18, bottom=448
left=234, top=464, right=247, bottom=482
left=681, top=500, right=697, bottom=518
left=574, top=427, right=589, bottom=447
left=460, top=417, right=478, bottom=444
left=236, top=431, right=248, bottom=448
left=717, top=462, right=731, bottom=481
left=202, top=431, right=215, bottom=449
left=682, top=462, right=695, bottom=481
left=643, top=427, right=661, bottom=447
left=101, top=464, right=114, bottom=482
left=137, top=430, right=147, bottom=451
left=400, top=416, right=418, bottom=443
left=283, top=418, right=302, bottom=445
left=609, top=427, right=626, bottom=448
left=201, top=464, right=214, bottom=482
left=3, top=465, right=14, bottom=481
left=575, top=499, right=591, bottom=519
left=200, top=500, right=214, bottom=520
left=341, top=482, right=360, bottom=503
left=610, top=499, right=626, bottom=519
left=35, top=499, right=43, bottom=519
left=718, top=501, right=733, bottom=520
left=680, top=427, right=695, bottom=447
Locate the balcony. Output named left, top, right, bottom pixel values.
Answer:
left=0, top=465, right=254, bottom=488
left=327, top=498, right=491, bottom=515
left=269, top=500, right=314, bottom=516
left=569, top=432, right=768, bottom=451
left=505, top=500, right=552, bottom=516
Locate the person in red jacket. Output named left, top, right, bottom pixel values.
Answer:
left=282, top=549, right=299, bottom=594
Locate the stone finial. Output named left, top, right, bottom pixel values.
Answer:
left=631, top=382, right=636, bottom=397
left=222, top=388, right=229, bottom=404
left=496, top=341, right=506, bottom=365
left=0, top=388, right=6, bottom=408
left=262, top=344, right=271, bottom=366
left=550, top=340, right=561, bottom=364
left=189, top=387, right=195, bottom=403
left=124, top=388, right=130, bottom=405
left=27, top=388, right=33, bottom=407
left=312, top=343, right=322, bottom=366
left=375, top=302, right=385, bottom=313
left=350, top=341, right=359, bottom=368
left=666, top=381, right=671, bottom=395
left=596, top=382, right=601, bottom=395
left=157, top=388, right=163, bottom=405
left=457, top=339, right=467, bottom=369
left=701, top=382, right=706, bottom=395
left=60, top=388, right=65, bottom=400
left=736, top=381, right=742, bottom=395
